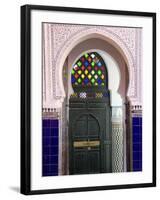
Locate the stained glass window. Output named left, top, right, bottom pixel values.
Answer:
left=71, top=52, right=107, bottom=90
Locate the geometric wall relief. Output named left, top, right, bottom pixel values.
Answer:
left=42, top=23, right=142, bottom=107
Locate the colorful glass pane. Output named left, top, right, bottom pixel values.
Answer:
left=84, top=53, right=89, bottom=58
left=78, top=78, right=82, bottom=83
left=74, top=73, right=79, bottom=79
left=91, top=61, right=95, bottom=67
left=81, top=66, right=85, bottom=71
left=91, top=70, right=95, bottom=75
left=85, top=69, right=88, bottom=75
left=78, top=70, right=82, bottom=75
left=84, top=78, right=89, bottom=84
left=97, top=70, right=102, bottom=75
left=84, top=61, right=89, bottom=67
left=71, top=52, right=107, bottom=88
left=91, top=53, right=95, bottom=58
left=91, top=78, right=95, bottom=84
left=71, top=69, right=75, bottom=74
left=81, top=74, right=85, bottom=79
left=77, top=61, right=82, bottom=67
left=97, top=62, right=102, bottom=67
left=94, top=74, right=98, bottom=79
left=88, top=74, right=92, bottom=79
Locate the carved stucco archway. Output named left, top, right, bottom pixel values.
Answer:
left=54, top=28, right=135, bottom=101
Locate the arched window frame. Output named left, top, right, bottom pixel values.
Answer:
left=71, top=52, right=108, bottom=93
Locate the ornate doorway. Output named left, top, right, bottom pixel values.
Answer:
left=69, top=52, right=112, bottom=175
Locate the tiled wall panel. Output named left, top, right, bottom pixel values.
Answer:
left=42, top=119, right=59, bottom=176
left=132, top=117, right=142, bottom=171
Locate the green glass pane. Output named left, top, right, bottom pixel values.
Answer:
left=91, top=61, right=95, bottom=67
left=98, top=70, right=102, bottom=75
left=71, top=69, right=75, bottom=74
left=84, top=53, right=89, bottom=58
left=78, top=78, right=82, bottom=83
left=91, top=78, right=95, bottom=84
left=77, top=61, right=82, bottom=67
left=101, top=82, right=105, bottom=86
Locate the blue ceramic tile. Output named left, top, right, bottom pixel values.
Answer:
left=50, top=128, right=58, bottom=136
left=43, top=156, right=50, bottom=164
left=133, top=161, right=142, bottom=169
left=50, top=155, right=58, bottom=163
left=50, top=146, right=58, bottom=155
left=133, top=126, right=140, bottom=134
left=43, top=119, right=50, bottom=127
left=43, top=165, right=50, bottom=174
left=43, top=172, right=58, bottom=176
left=139, top=126, right=142, bottom=134
left=50, top=137, right=58, bottom=146
left=43, top=137, right=50, bottom=146
left=43, top=147, right=50, bottom=155
left=43, top=128, right=50, bottom=136
left=133, top=168, right=142, bottom=172
left=132, top=117, right=139, bottom=125
left=133, top=144, right=142, bottom=151
left=133, top=135, right=142, bottom=143
left=42, top=119, right=59, bottom=176
left=139, top=117, right=142, bottom=125
left=50, top=165, right=58, bottom=173
left=133, top=151, right=142, bottom=161
left=50, top=119, right=59, bottom=127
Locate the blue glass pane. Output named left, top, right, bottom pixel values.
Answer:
left=84, top=78, right=89, bottom=84
left=71, top=75, right=76, bottom=84
left=97, top=62, right=102, bottom=67
left=84, top=60, right=89, bottom=67
left=97, top=78, right=102, bottom=85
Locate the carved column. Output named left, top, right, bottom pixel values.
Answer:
left=112, top=107, right=124, bottom=172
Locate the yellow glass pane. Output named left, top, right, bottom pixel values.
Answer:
left=81, top=74, right=85, bottom=79
left=88, top=74, right=92, bottom=79
left=78, top=70, right=82, bottom=75
left=85, top=69, right=88, bottom=75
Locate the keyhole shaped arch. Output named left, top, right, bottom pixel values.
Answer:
left=54, top=28, right=134, bottom=99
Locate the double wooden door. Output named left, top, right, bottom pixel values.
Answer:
left=69, top=100, right=112, bottom=175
